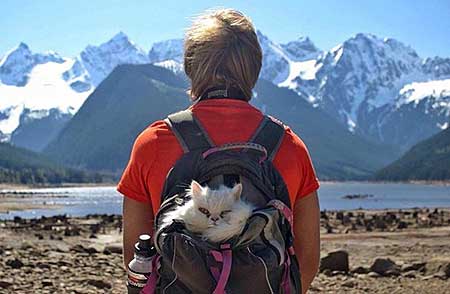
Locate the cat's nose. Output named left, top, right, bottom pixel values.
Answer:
left=211, top=216, right=219, bottom=222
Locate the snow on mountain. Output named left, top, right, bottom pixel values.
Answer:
left=397, top=79, right=450, bottom=111
left=1, top=30, right=449, bottom=153
left=77, top=32, right=150, bottom=86
left=0, top=43, right=65, bottom=87
left=422, top=57, right=450, bottom=79
left=148, top=38, right=183, bottom=63
left=287, top=33, right=450, bottom=148
left=0, top=32, right=152, bottom=146
left=257, top=31, right=291, bottom=84
left=0, top=58, right=93, bottom=138
left=144, top=32, right=323, bottom=86
left=281, top=36, right=320, bottom=61
left=316, top=33, right=423, bottom=120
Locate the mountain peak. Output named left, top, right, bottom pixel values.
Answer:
left=281, top=36, right=320, bottom=60
left=148, top=38, right=183, bottom=63
left=0, top=42, right=34, bottom=86
left=110, top=31, right=130, bottom=43
left=17, top=42, right=31, bottom=51
left=78, top=31, right=149, bottom=86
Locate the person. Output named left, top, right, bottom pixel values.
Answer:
left=117, top=8, right=320, bottom=293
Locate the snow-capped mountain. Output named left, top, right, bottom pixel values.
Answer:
left=0, top=43, right=64, bottom=86
left=1, top=30, right=449, bottom=153
left=273, top=33, right=450, bottom=149
left=0, top=32, right=151, bottom=150
left=148, top=38, right=183, bottom=63
left=76, top=31, right=150, bottom=86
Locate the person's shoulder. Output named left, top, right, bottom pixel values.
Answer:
left=268, top=115, right=309, bottom=155
left=131, top=119, right=171, bottom=154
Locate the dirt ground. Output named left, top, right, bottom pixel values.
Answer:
left=0, top=208, right=449, bottom=293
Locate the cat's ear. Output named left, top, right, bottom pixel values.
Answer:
left=190, top=180, right=203, bottom=198
left=231, top=183, right=243, bottom=200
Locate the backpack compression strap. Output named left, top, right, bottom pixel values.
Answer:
left=250, top=115, right=285, bottom=161
left=165, top=109, right=214, bottom=153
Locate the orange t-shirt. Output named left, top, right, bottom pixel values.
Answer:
left=117, top=98, right=319, bottom=215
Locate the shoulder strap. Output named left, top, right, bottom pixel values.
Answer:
left=165, top=109, right=214, bottom=153
left=250, top=115, right=285, bottom=161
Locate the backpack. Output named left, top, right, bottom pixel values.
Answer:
left=142, top=109, right=302, bottom=294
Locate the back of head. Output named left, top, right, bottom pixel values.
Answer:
left=184, top=8, right=262, bottom=101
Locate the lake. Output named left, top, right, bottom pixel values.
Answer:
left=0, top=182, right=449, bottom=219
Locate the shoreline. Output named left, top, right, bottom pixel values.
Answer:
left=1, top=179, right=449, bottom=192
left=0, top=182, right=118, bottom=191
left=319, top=180, right=450, bottom=186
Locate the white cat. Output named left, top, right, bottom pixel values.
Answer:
left=160, top=180, right=254, bottom=243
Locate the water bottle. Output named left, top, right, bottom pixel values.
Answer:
left=127, top=234, right=156, bottom=294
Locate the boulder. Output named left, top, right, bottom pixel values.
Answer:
left=320, top=250, right=349, bottom=273
left=370, top=258, right=400, bottom=276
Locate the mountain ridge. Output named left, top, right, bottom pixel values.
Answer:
left=1, top=31, right=449, bottom=162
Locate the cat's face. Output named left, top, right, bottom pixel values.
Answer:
left=189, top=180, right=242, bottom=227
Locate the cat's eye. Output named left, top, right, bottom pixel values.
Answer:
left=220, top=210, right=232, bottom=218
left=198, top=207, right=210, bottom=216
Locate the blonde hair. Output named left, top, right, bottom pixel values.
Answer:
left=184, top=8, right=262, bottom=101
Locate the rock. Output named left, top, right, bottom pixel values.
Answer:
left=433, top=271, right=448, bottom=280
left=0, top=280, right=13, bottom=289
left=320, top=250, right=349, bottom=273
left=36, top=262, right=51, bottom=269
left=425, top=260, right=450, bottom=278
left=368, top=272, right=380, bottom=278
left=42, top=279, right=54, bottom=287
left=374, top=218, right=387, bottom=230
left=402, top=271, right=416, bottom=278
left=86, top=279, right=112, bottom=289
left=6, top=258, right=24, bottom=269
left=370, top=258, right=400, bottom=276
left=85, top=247, right=98, bottom=254
left=397, top=221, right=408, bottom=229
left=342, top=280, right=355, bottom=288
left=401, top=262, right=426, bottom=272
left=103, top=244, right=123, bottom=255
left=70, top=244, right=98, bottom=254
left=351, top=266, right=370, bottom=274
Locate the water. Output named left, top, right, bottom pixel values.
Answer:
left=319, top=182, right=450, bottom=210
left=0, top=182, right=449, bottom=219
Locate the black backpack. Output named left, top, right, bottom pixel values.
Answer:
left=143, top=109, right=301, bottom=294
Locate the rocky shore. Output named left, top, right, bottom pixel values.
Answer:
left=0, top=208, right=449, bottom=293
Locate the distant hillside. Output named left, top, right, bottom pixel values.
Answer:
left=43, top=63, right=400, bottom=179
left=375, top=128, right=450, bottom=181
left=253, top=80, right=400, bottom=179
left=43, top=63, right=190, bottom=172
left=0, top=142, right=109, bottom=184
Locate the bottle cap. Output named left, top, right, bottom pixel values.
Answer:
left=134, top=234, right=156, bottom=258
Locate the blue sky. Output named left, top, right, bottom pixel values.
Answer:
left=1, top=0, right=449, bottom=58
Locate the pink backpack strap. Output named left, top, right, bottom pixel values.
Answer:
left=209, top=243, right=232, bottom=294
left=140, top=255, right=161, bottom=294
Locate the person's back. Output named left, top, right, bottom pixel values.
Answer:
left=117, top=8, right=321, bottom=293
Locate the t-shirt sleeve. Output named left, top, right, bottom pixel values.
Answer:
left=116, top=126, right=156, bottom=203
left=292, top=131, right=320, bottom=200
